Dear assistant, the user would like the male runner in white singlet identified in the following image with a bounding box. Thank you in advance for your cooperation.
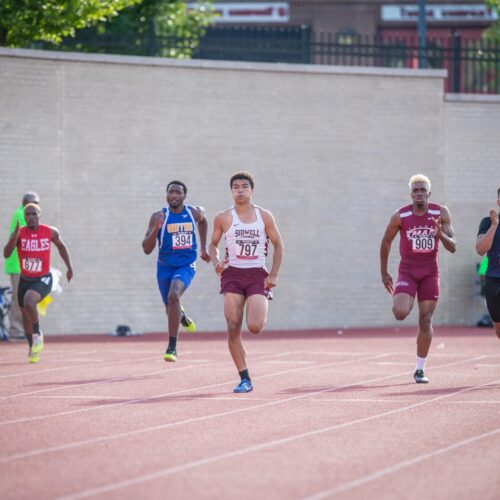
[209,171,284,393]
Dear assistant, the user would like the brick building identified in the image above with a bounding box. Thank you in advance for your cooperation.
[204,1,498,38]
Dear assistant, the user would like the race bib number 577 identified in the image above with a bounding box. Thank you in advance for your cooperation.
[22,257,42,272]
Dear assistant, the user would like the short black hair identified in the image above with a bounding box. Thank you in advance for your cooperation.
[166,180,187,194]
[230,171,254,189]
[497,186,500,198]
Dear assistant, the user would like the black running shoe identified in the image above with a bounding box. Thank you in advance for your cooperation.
[414,369,429,383]
[163,347,177,362]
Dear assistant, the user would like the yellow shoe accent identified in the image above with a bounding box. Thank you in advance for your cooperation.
[29,353,40,363]
[183,320,196,333]
[163,352,177,362]
[32,333,44,355]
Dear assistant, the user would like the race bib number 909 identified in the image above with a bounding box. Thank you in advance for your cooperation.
[412,236,435,253]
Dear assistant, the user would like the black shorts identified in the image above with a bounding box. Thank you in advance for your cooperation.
[18,273,53,308]
[484,276,500,323]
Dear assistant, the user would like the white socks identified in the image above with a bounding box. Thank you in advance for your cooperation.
[416,356,427,371]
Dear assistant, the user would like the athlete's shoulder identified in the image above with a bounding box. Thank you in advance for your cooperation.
[397,204,412,215]
[428,202,442,214]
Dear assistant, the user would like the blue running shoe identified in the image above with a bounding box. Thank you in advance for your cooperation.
[233,379,253,393]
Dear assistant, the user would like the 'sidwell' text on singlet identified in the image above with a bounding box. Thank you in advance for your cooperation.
[224,206,268,269]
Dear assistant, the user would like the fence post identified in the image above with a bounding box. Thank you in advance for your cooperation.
[452,33,461,93]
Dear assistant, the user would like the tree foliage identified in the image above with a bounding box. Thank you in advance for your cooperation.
[0,0,141,47]
[485,0,500,42]
[83,0,215,58]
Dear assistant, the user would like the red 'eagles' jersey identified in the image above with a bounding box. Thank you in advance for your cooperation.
[399,203,441,262]
[17,225,52,278]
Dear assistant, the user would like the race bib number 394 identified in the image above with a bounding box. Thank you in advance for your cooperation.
[172,232,193,250]
[22,257,42,272]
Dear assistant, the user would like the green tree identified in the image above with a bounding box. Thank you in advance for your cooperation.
[79,0,215,58]
[0,0,141,47]
[485,0,500,41]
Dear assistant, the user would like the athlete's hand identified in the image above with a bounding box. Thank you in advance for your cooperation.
[381,272,393,295]
[152,212,165,231]
[66,268,73,282]
[264,274,278,289]
[213,261,224,276]
[434,217,443,239]
[200,248,210,263]
[490,209,499,227]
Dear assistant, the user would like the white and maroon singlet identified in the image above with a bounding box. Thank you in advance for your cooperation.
[224,207,269,269]
[17,225,51,278]
[399,202,441,262]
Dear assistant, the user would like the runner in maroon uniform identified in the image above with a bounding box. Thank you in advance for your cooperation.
[380,175,456,383]
[3,203,73,363]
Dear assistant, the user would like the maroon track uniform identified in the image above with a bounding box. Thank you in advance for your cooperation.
[394,202,441,301]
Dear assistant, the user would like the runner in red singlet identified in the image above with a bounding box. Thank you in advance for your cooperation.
[380,175,456,383]
[208,172,284,393]
[3,203,73,363]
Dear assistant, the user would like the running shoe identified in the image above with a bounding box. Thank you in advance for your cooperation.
[233,379,253,393]
[180,308,196,333]
[414,369,429,384]
[163,347,177,362]
[32,332,44,355]
[28,347,40,364]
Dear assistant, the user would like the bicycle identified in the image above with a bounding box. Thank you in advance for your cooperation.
[0,286,12,341]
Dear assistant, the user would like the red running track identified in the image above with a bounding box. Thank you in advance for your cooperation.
[0,326,499,500]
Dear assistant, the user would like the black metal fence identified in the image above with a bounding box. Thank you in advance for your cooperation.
[46,26,500,94]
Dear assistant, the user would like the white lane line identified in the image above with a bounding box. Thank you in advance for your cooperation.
[305,426,500,499]
[0,353,393,457]
[0,349,300,400]
[0,354,161,380]
[56,374,500,500]
[29,395,127,400]
[0,349,343,425]
[0,354,482,464]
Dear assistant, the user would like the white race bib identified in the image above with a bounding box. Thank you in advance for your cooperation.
[412,236,435,253]
[22,257,42,272]
[236,240,258,260]
[172,232,193,250]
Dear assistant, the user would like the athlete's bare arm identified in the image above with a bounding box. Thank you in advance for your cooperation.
[261,209,284,289]
[476,209,499,255]
[3,222,20,259]
[436,206,457,253]
[192,206,210,263]
[142,210,164,255]
[380,211,401,295]
[208,210,231,275]
[51,227,73,282]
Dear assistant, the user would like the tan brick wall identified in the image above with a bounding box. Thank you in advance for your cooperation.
[0,48,498,334]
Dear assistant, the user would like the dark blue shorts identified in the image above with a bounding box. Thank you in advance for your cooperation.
[157,262,196,305]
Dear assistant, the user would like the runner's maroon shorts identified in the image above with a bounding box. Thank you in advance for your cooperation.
[393,259,439,302]
[220,266,272,299]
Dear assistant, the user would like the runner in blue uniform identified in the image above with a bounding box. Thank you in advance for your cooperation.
[143,181,210,361]
[476,186,500,339]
